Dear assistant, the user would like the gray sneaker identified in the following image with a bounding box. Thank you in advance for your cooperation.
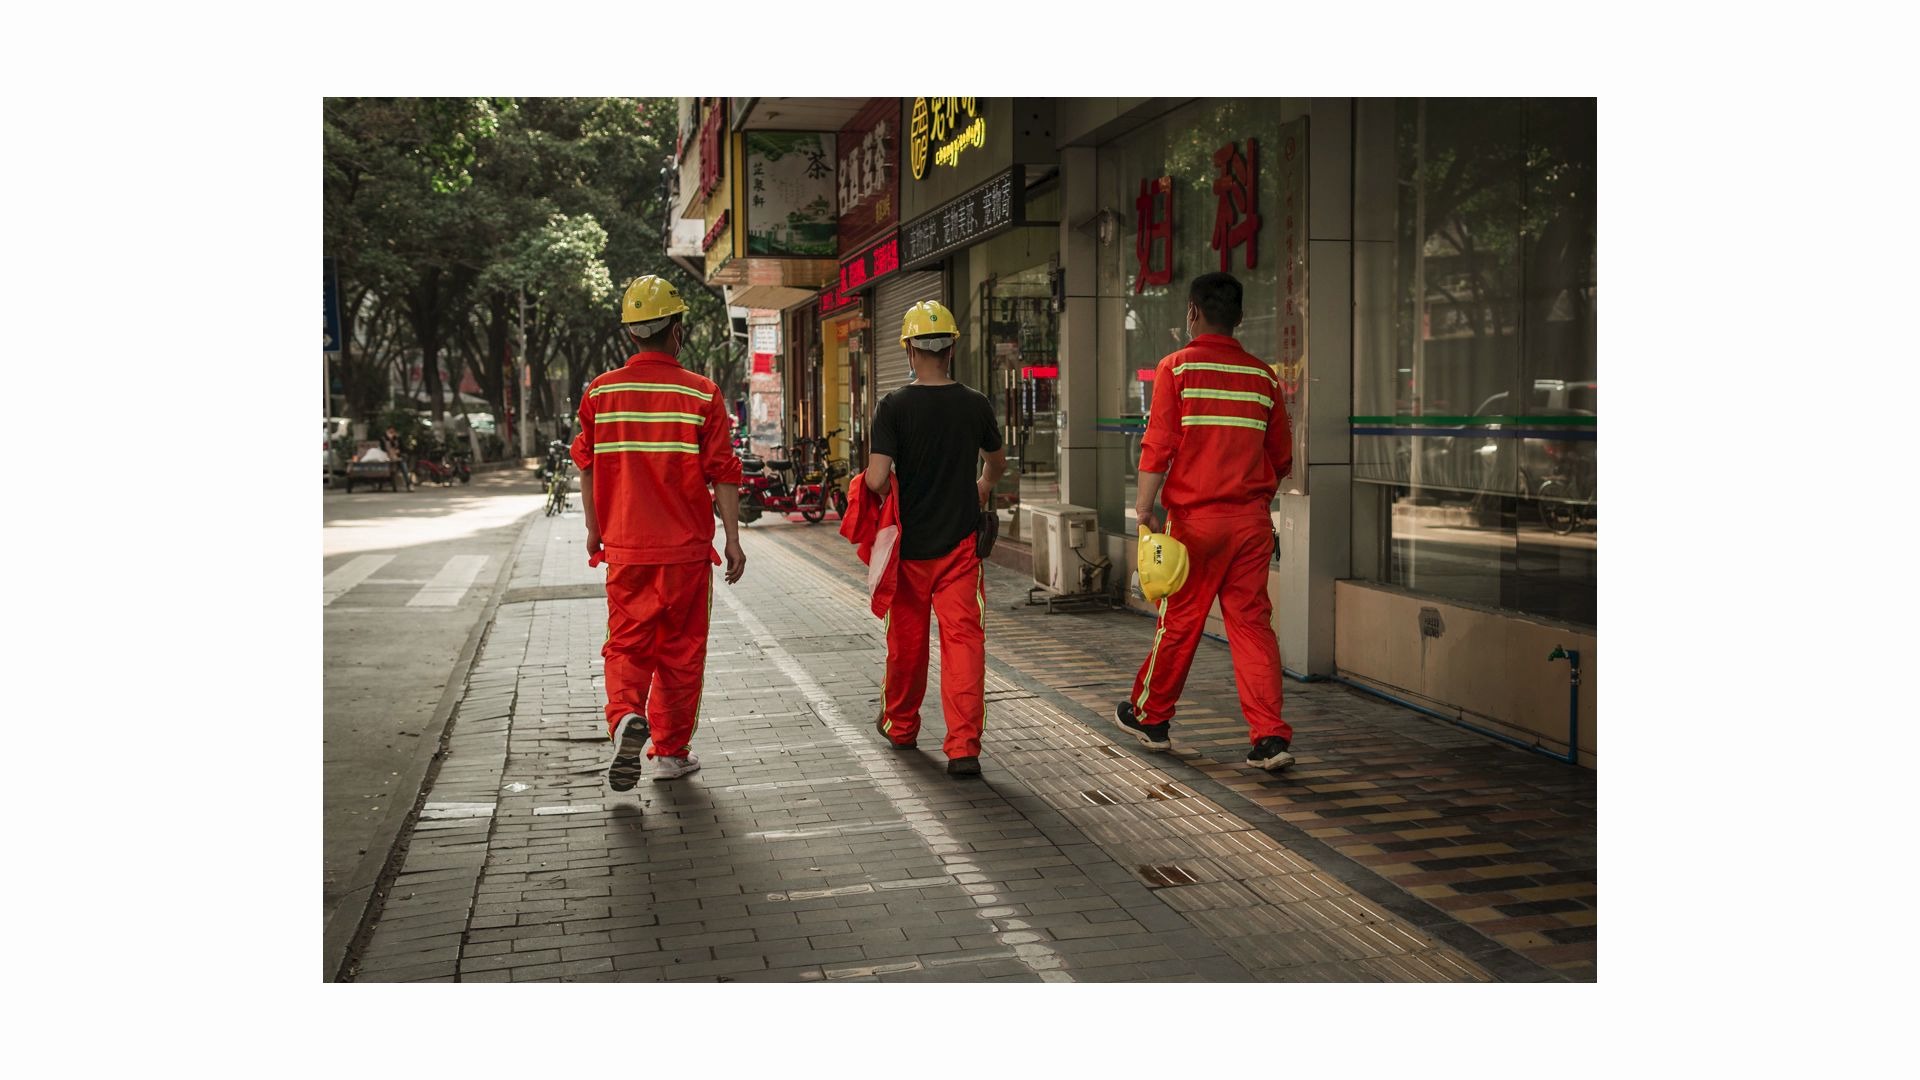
[606,713,649,791]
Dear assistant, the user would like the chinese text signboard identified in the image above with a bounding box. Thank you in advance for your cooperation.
[837,100,899,255]
[839,232,901,295]
[1133,176,1173,294]
[900,166,1023,269]
[1275,121,1307,420]
[696,98,727,206]
[1211,138,1260,272]
[818,281,858,317]
[907,97,983,181]
[743,132,838,257]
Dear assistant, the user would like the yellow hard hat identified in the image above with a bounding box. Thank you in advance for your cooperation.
[621,275,689,328]
[1137,525,1190,606]
[900,300,958,350]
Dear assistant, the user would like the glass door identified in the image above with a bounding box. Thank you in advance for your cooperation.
[981,263,1060,518]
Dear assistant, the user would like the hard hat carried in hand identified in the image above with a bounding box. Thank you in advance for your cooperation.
[899,300,958,350]
[621,275,689,328]
[1136,525,1190,605]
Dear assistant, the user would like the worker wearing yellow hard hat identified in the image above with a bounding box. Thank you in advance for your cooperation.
[574,274,745,792]
[857,297,1007,777]
[1116,271,1297,772]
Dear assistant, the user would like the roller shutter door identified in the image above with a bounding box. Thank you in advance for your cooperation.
[871,272,944,402]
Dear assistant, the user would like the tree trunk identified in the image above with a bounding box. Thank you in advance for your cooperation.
[408,270,446,424]
[485,291,511,423]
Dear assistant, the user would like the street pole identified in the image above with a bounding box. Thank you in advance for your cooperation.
[518,288,535,461]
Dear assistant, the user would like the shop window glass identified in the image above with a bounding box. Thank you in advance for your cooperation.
[1353,98,1595,625]
[1095,100,1305,534]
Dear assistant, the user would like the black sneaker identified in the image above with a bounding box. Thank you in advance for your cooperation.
[876,710,915,748]
[607,713,650,791]
[1114,701,1171,751]
[947,756,982,777]
[1247,736,1296,771]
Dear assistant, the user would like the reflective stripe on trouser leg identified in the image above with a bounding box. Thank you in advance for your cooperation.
[642,561,712,758]
[1127,516,1232,726]
[931,540,986,759]
[603,563,662,737]
[884,561,934,744]
[1216,518,1291,744]
[1133,599,1170,716]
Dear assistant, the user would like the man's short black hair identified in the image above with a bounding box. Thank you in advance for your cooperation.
[628,312,683,351]
[1188,272,1243,331]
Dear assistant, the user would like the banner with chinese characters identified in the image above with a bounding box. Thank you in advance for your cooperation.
[1275,117,1307,498]
[837,100,899,255]
[1103,103,1309,496]
[839,232,901,295]
[743,132,838,258]
[899,166,1024,270]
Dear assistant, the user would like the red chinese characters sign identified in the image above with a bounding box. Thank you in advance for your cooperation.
[696,98,727,205]
[837,99,900,255]
[1277,130,1305,407]
[1210,138,1260,272]
[1134,176,1173,294]
[838,232,901,295]
[818,280,858,317]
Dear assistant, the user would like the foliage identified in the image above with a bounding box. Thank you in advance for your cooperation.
[324,97,733,433]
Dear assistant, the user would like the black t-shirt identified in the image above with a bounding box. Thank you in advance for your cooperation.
[870,382,1003,560]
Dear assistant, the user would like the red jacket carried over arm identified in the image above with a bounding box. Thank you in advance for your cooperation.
[838,475,901,618]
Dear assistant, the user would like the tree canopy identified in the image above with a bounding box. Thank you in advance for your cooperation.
[323,97,733,450]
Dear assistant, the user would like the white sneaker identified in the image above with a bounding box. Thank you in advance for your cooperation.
[651,752,701,780]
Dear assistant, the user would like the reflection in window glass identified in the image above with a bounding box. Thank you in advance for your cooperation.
[1094,99,1306,534]
[1353,98,1595,626]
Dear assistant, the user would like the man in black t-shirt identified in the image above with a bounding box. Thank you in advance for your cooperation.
[863,300,1007,777]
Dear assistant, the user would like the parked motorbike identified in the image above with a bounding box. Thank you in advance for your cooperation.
[791,431,849,524]
[415,444,472,486]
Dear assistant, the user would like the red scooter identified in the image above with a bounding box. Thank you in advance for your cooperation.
[414,445,472,486]
[723,429,843,525]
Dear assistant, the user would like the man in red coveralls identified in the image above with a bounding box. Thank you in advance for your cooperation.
[863,301,1007,777]
[1114,272,1297,771]
[573,276,746,791]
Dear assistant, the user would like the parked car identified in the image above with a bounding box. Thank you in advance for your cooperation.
[1410,380,1595,500]
[325,417,354,482]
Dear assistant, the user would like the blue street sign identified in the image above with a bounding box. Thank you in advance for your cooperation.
[324,256,342,352]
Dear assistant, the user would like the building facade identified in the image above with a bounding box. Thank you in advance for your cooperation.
[669,97,1597,768]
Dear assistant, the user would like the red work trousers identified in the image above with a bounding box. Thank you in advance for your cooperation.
[883,536,986,758]
[603,560,712,758]
[1130,514,1292,744]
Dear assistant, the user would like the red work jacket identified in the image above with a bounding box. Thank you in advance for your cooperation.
[839,474,901,618]
[571,352,744,565]
[1138,334,1294,521]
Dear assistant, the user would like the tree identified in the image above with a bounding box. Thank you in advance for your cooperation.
[325,96,729,455]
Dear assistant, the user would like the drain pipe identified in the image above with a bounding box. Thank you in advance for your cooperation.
[1547,645,1581,766]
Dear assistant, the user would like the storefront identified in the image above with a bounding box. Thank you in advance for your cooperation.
[813,280,867,464]
[1070,96,1595,764]
[894,98,1060,522]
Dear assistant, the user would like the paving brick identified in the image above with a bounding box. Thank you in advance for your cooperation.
[351,513,1581,988]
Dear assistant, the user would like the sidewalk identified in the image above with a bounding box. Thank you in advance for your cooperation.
[341,507,1594,983]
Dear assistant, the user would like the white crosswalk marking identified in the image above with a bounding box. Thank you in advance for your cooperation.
[407,555,490,607]
[323,554,394,606]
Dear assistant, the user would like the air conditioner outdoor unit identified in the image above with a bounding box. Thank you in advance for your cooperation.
[1028,503,1101,597]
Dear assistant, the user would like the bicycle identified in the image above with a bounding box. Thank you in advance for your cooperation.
[1534,451,1595,535]
[794,431,847,524]
[545,458,572,517]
